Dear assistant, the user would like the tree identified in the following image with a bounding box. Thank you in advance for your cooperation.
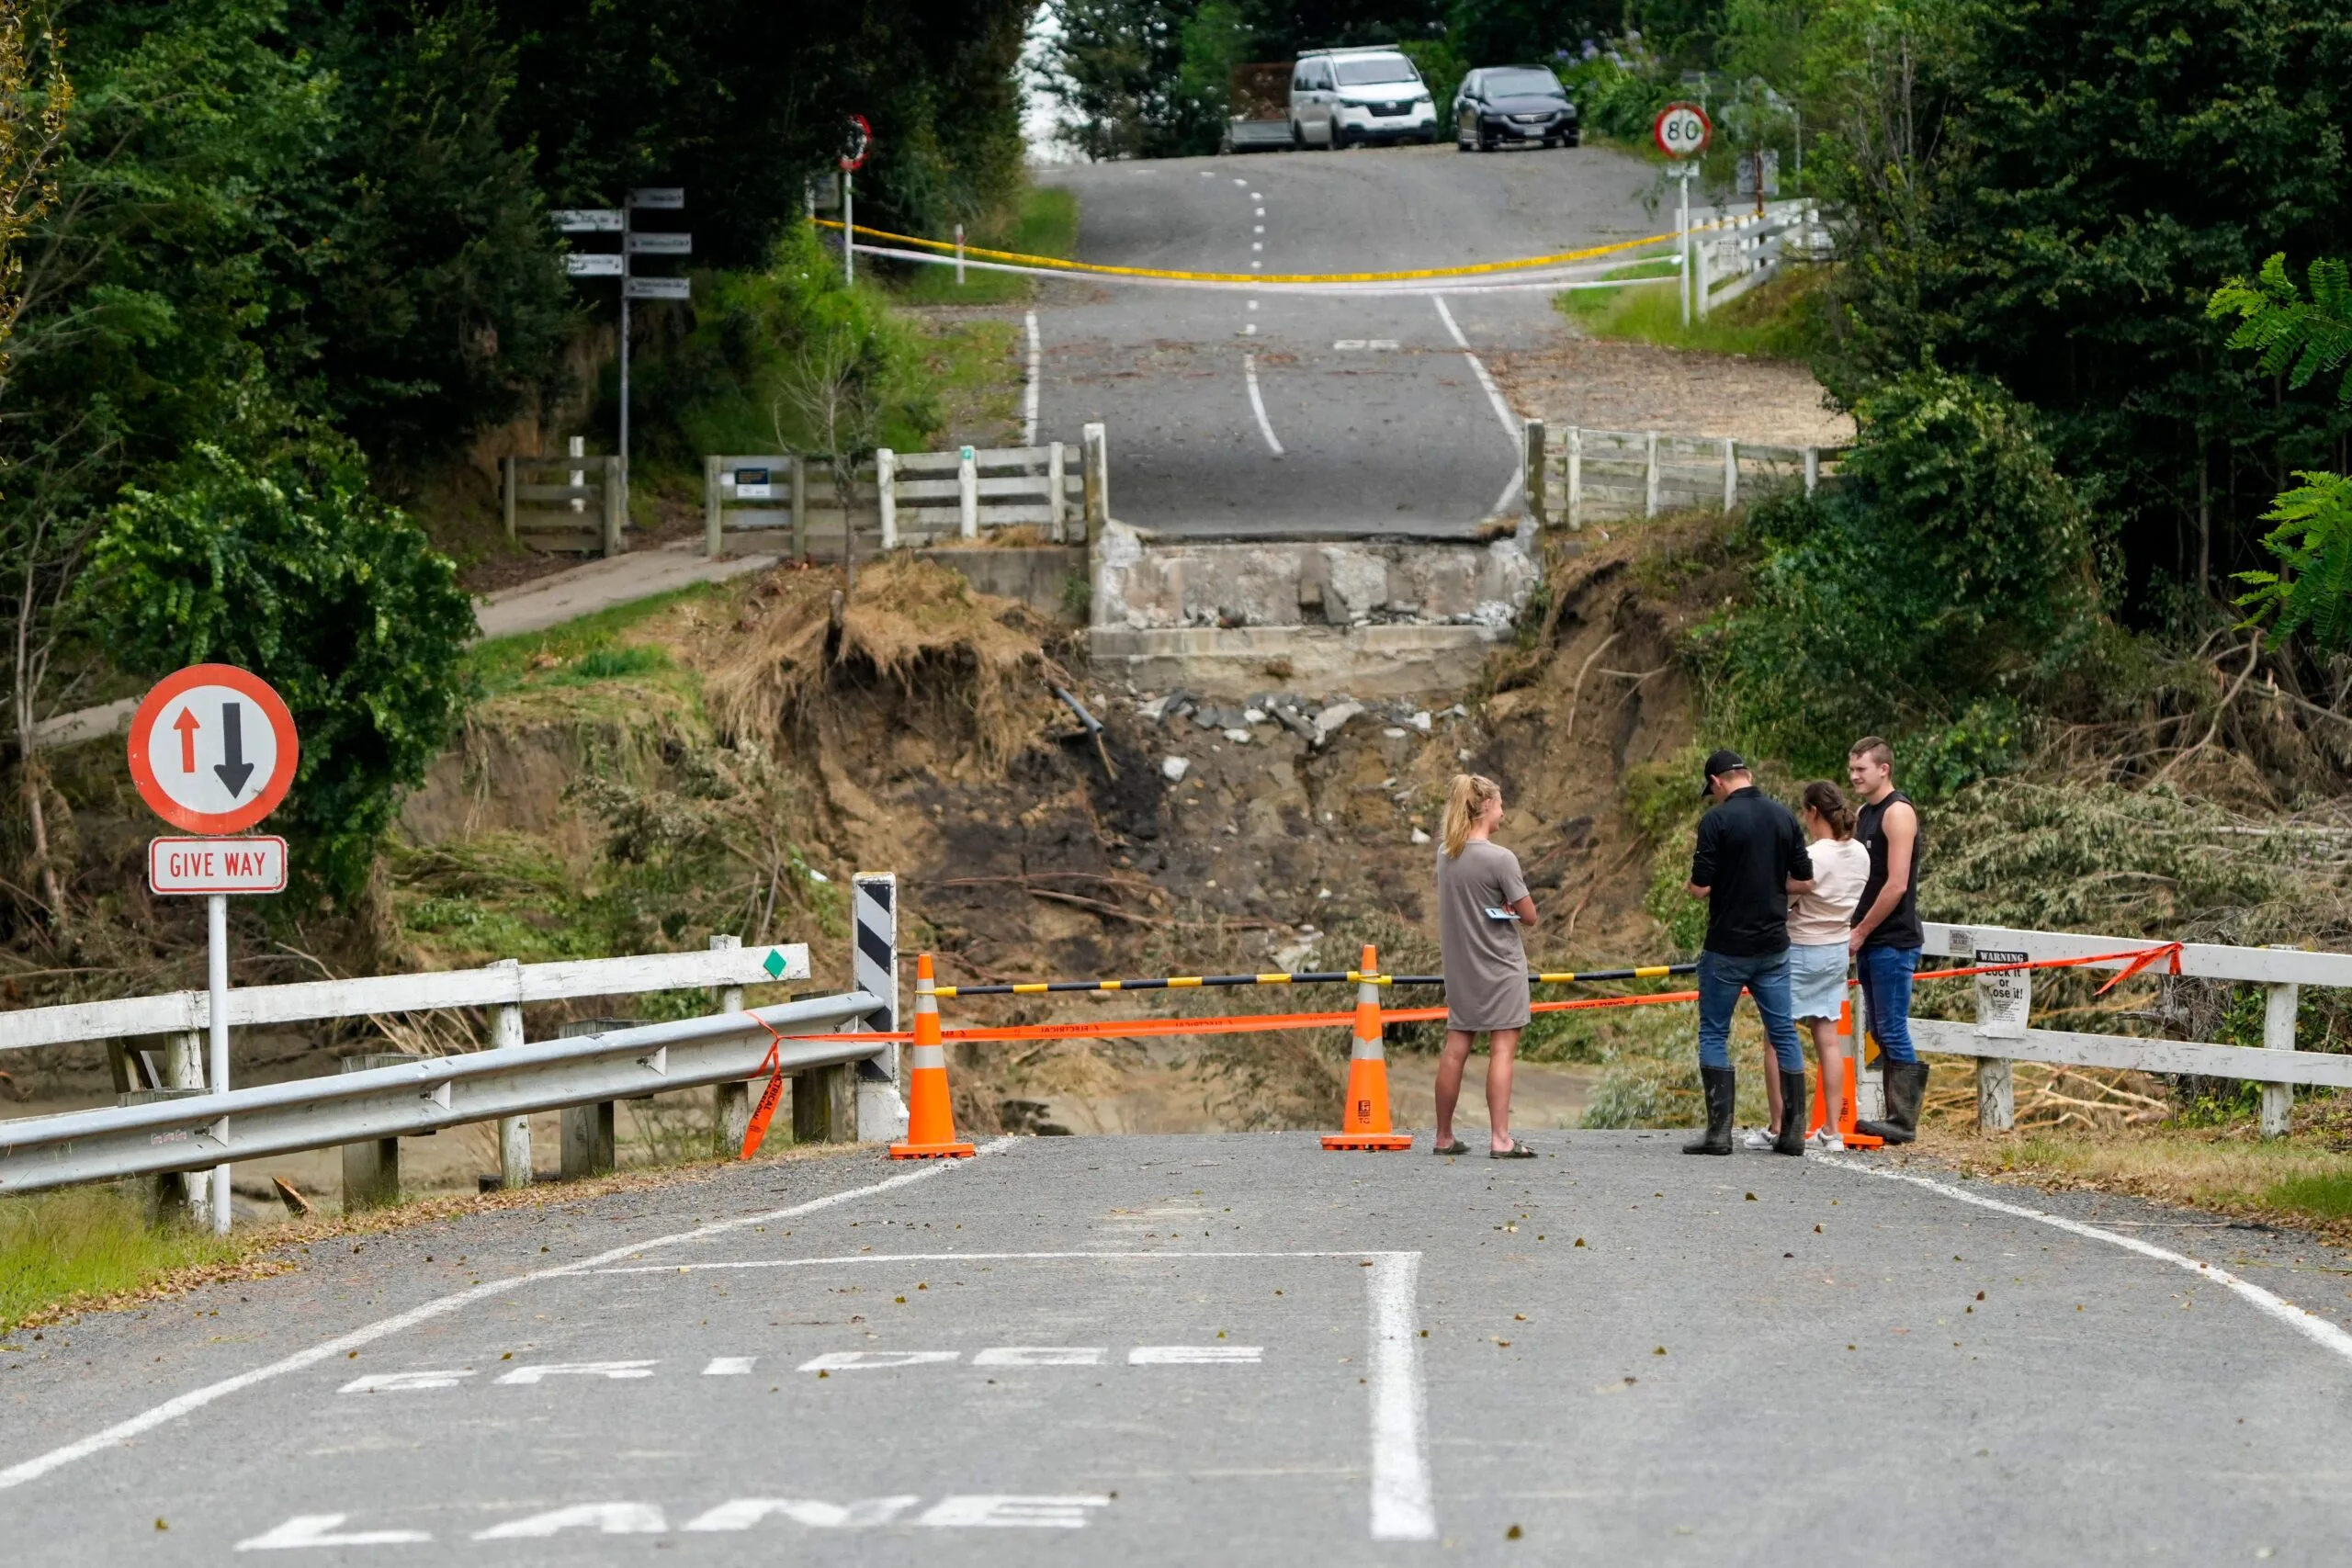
[0,0,69,926]
[1815,0,2352,615]
[85,440,474,899]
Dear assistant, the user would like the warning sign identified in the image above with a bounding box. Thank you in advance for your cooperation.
[1973,950,2030,1039]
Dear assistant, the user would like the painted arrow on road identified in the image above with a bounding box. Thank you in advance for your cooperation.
[213,702,254,797]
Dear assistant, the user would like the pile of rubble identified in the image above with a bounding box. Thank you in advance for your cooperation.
[1136,689,1472,778]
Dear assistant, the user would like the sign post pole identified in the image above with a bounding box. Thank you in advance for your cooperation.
[838,115,872,289]
[127,663,300,1235]
[1652,103,1713,329]
[207,893,231,1233]
[619,196,632,493]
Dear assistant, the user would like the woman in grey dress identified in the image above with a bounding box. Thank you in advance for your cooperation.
[1432,773,1541,1158]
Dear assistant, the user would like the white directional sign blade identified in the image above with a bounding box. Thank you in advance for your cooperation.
[629,187,685,210]
[551,209,623,232]
[566,254,624,276]
[624,276,691,300]
[627,232,692,254]
[140,686,284,821]
[149,836,288,896]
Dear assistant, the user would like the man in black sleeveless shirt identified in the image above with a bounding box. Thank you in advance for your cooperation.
[1846,736,1928,1144]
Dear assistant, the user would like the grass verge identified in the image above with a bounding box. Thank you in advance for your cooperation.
[1930,1122,2352,1244]
[0,1142,871,1335]
[1557,260,1831,360]
[465,581,729,698]
[891,186,1080,307]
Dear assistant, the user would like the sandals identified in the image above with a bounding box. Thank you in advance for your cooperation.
[1430,1140,1469,1156]
[1488,1141,1536,1159]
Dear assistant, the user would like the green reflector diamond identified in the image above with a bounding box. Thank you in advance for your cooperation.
[762,948,786,979]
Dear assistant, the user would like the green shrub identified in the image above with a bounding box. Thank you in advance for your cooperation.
[1696,365,2098,786]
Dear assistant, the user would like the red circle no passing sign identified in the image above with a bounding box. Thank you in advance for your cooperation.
[127,663,300,834]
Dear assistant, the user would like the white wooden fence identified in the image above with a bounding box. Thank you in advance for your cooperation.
[1914,922,2352,1136]
[1694,202,1824,317]
[1521,419,1847,527]
[704,423,1107,558]
[501,452,627,556]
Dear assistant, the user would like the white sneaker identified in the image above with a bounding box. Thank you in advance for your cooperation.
[1741,1127,1778,1150]
[1808,1126,1844,1152]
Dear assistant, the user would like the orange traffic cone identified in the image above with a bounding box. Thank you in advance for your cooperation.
[889,953,976,1160]
[1323,944,1413,1152]
[1834,1001,1883,1149]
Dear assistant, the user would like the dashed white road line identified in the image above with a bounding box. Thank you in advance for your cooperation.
[1827,1159,2352,1366]
[1244,353,1285,457]
[1430,293,1526,516]
[1022,310,1042,446]
[0,1140,1019,1494]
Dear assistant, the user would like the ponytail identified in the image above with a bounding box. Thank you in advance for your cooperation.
[1442,773,1501,859]
[1801,780,1857,839]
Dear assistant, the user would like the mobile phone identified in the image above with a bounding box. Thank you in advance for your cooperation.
[1484,907,1521,921]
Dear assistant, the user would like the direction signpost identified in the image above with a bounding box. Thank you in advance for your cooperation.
[1653,102,1713,326]
[556,188,692,505]
[128,664,300,1234]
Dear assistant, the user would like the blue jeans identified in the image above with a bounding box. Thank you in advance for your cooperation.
[1697,948,1805,1072]
[1858,944,1921,1066]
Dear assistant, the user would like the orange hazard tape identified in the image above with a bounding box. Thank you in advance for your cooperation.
[743,945,2183,1055]
[738,1015,791,1160]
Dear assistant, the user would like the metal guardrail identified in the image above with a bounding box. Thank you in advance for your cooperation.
[0,993,883,1193]
[0,941,812,1054]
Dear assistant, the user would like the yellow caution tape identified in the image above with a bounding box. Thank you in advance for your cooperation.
[812,217,1694,286]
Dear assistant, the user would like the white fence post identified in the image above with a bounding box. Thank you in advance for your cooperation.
[491,963,530,1189]
[601,455,627,558]
[789,456,808,560]
[876,448,898,550]
[708,934,752,1156]
[1973,947,2025,1133]
[1804,446,1820,497]
[1523,418,1546,526]
[1046,441,1067,543]
[704,456,723,560]
[957,445,978,540]
[2263,944,2301,1137]
[1695,236,1712,319]
[1721,437,1736,512]
[1082,422,1109,536]
[1644,431,1660,518]
[1566,426,1582,530]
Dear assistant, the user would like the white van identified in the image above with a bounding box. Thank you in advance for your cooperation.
[1289,47,1438,149]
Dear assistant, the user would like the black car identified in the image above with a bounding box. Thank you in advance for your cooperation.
[1453,66,1579,152]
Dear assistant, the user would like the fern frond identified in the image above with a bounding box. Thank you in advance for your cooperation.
[2208,254,2352,405]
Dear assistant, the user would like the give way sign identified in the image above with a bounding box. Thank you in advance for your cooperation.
[126,663,300,834]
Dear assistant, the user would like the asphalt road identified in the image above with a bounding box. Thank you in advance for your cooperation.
[8,1132,2352,1564]
[1035,142,1662,538]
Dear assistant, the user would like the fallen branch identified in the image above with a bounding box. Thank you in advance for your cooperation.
[1558,632,1621,745]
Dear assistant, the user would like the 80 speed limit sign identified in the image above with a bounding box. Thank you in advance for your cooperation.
[1653,102,1712,159]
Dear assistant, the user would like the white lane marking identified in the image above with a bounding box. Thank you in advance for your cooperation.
[1244,354,1285,457]
[1021,310,1042,446]
[1129,1345,1261,1364]
[236,1515,431,1551]
[1827,1160,2352,1364]
[1247,299,1259,310]
[0,1140,1018,1494]
[1254,206,1266,216]
[1232,177,1247,186]
[918,1495,1109,1529]
[684,1497,921,1530]
[1333,339,1400,350]
[797,1349,960,1372]
[1253,225,1264,234]
[1366,1251,1435,1542]
[1251,242,1263,251]
[974,1346,1105,1366]
[337,1370,472,1394]
[1431,293,1528,520]
[1250,191,1263,200]
[702,1356,757,1376]
[475,1503,666,1540]
[493,1359,656,1385]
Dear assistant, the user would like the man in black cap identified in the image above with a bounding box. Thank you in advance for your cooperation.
[1682,749,1814,1156]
